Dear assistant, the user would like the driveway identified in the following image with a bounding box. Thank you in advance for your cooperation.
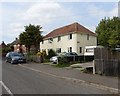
[70,62,93,68]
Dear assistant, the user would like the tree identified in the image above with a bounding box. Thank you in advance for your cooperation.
[96,17,120,48]
[19,24,43,53]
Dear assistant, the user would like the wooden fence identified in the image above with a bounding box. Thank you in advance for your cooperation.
[94,48,120,76]
[94,48,120,60]
[67,55,94,62]
[94,59,120,76]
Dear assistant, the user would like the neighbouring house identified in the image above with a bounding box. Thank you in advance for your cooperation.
[0,41,7,49]
[9,38,27,53]
[40,22,97,55]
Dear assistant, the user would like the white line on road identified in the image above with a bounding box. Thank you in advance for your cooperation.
[0,81,14,96]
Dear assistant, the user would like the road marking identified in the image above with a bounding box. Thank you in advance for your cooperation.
[18,64,119,94]
[0,81,14,96]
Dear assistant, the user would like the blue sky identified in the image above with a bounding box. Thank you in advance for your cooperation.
[1,0,118,44]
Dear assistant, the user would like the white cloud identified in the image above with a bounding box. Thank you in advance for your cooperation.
[88,4,118,19]
[2,2,73,43]
[10,23,23,29]
[2,2,118,44]
[3,23,24,37]
[88,5,106,17]
[19,2,72,25]
[88,26,96,32]
[109,6,118,17]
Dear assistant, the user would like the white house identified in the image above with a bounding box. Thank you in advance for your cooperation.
[40,22,97,55]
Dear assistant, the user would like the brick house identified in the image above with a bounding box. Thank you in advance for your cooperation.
[10,38,26,53]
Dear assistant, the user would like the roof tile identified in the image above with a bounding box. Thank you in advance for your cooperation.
[44,22,96,40]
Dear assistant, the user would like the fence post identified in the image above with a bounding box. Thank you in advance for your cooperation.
[93,60,95,74]
[57,57,59,64]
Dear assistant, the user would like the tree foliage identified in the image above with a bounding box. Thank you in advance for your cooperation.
[47,49,57,59]
[95,17,120,48]
[19,24,43,53]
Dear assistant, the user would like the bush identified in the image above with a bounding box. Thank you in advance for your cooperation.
[2,46,12,57]
[47,49,57,59]
[55,57,71,67]
[58,57,68,64]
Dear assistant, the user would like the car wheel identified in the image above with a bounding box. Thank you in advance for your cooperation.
[10,60,13,64]
[53,62,57,64]
[5,59,8,62]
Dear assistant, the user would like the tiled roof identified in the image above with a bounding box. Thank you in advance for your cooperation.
[0,41,6,48]
[44,22,96,40]
[9,38,20,45]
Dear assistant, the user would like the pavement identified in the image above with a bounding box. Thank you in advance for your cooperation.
[19,62,119,94]
[70,62,93,68]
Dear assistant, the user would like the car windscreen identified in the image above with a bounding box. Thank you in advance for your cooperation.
[70,52,77,55]
[11,53,23,57]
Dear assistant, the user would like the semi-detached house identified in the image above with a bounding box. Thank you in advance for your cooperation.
[40,22,97,55]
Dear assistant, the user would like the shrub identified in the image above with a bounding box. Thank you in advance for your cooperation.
[58,57,68,64]
[2,46,12,57]
[55,57,71,67]
[47,49,57,59]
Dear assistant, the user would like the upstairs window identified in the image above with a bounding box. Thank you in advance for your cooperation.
[68,34,72,40]
[50,38,53,41]
[57,36,61,42]
[42,40,44,44]
[48,38,53,43]
[87,34,89,40]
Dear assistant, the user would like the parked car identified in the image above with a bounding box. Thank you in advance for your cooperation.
[6,52,26,64]
[50,52,78,64]
[50,56,59,64]
[64,52,78,57]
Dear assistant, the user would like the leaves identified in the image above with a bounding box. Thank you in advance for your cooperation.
[96,17,120,48]
[19,24,43,53]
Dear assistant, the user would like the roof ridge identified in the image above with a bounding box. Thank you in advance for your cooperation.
[44,22,96,39]
[52,22,79,32]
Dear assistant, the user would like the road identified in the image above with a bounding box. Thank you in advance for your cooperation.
[2,59,112,95]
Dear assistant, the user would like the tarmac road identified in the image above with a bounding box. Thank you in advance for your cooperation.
[2,60,112,95]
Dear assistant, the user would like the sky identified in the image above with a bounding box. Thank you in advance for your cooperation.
[0,0,119,44]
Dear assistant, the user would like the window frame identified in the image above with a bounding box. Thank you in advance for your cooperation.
[79,47,82,53]
[56,48,61,53]
[57,36,61,42]
[87,34,90,40]
[68,34,72,40]
[42,40,44,44]
[48,38,53,43]
[68,47,72,52]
